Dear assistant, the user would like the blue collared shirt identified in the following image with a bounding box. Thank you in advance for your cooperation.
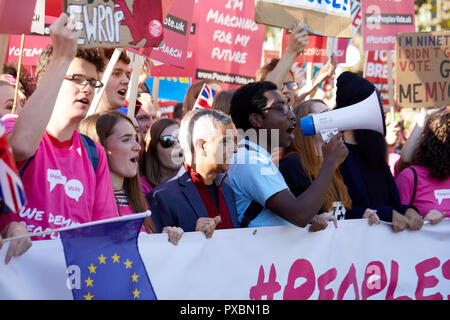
[227,139,293,227]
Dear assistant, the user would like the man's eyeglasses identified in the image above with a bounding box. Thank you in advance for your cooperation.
[64,74,104,89]
[282,81,298,90]
[261,102,293,116]
[159,135,178,148]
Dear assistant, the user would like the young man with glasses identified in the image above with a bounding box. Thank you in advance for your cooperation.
[228,81,348,228]
[0,14,119,240]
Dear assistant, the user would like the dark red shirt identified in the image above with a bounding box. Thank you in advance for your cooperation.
[184,163,233,230]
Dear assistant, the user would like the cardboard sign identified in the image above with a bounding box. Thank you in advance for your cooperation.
[395,31,450,108]
[64,0,164,48]
[0,0,37,35]
[364,51,394,108]
[255,0,352,38]
[361,0,415,51]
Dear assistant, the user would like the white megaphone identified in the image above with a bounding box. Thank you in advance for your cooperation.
[300,90,385,140]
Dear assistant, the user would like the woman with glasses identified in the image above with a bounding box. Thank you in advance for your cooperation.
[140,118,184,193]
[79,112,183,244]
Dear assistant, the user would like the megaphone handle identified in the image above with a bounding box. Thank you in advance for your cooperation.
[320,128,339,143]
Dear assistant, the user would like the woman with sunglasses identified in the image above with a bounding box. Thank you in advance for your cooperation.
[79,112,183,245]
[141,118,184,193]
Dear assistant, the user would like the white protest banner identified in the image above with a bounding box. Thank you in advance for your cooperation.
[255,0,352,38]
[0,219,449,300]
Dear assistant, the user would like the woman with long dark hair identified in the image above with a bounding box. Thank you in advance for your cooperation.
[396,108,449,224]
[79,112,183,244]
[140,118,184,191]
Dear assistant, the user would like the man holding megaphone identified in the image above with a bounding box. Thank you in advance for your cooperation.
[309,71,422,233]
[228,81,348,229]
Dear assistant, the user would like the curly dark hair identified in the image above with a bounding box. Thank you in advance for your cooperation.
[2,62,35,98]
[230,81,278,131]
[412,109,449,180]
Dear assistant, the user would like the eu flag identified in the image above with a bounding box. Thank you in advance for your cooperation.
[60,215,157,300]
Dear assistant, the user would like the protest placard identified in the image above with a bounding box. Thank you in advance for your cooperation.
[364,50,395,110]
[255,0,352,38]
[395,31,450,108]
[281,32,348,64]
[63,0,164,48]
[151,0,265,90]
[361,0,415,51]
[150,0,195,68]
[0,0,37,35]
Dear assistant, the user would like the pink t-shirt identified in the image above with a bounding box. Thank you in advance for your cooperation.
[140,176,152,197]
[0,117,119,240]
[396,165,450,218]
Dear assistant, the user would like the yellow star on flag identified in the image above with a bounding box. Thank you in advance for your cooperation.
[84,292,94,300]
[131,272,139,283]
[98,254,106,264]
[88,264,96,274]
[132,288,140,299]
[112,253,120,263]
[85,277,94,288]
[124,259,133,269]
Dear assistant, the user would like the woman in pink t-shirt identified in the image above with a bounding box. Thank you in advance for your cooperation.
[79,112,183,245]
[396,108,449,224]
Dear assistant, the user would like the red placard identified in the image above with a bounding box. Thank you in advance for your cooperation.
[0,0,37,34]
[281,31,348,64]
[150,0,195,68]
[364,50,394,108]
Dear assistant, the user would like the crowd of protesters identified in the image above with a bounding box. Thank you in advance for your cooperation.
[0,14,448,264]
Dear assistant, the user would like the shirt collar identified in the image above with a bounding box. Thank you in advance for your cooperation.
[238,138,271,160]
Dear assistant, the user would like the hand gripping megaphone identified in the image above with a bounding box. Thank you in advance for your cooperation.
[300,90,386,141]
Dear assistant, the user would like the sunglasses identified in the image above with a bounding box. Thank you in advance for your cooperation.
[158,135,178,148]
[282,81,299,90]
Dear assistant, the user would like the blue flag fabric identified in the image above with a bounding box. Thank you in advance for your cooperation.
[60,217,157,300]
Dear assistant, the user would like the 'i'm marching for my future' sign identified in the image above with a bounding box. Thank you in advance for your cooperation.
[395,31,450,108]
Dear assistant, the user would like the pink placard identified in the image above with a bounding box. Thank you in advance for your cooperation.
[0,0,37,35]
[151,0,265,90]
[361,0,415,51]
[150,0,195,68]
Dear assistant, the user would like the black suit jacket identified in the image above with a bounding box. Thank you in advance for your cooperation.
[146,166,240,232]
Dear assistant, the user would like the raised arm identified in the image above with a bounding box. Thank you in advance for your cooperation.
[265,23,308,89]
[8,14,80,161]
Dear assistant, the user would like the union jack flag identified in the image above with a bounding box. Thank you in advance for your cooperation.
[0,122,26,213]
[193,83,216,110]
